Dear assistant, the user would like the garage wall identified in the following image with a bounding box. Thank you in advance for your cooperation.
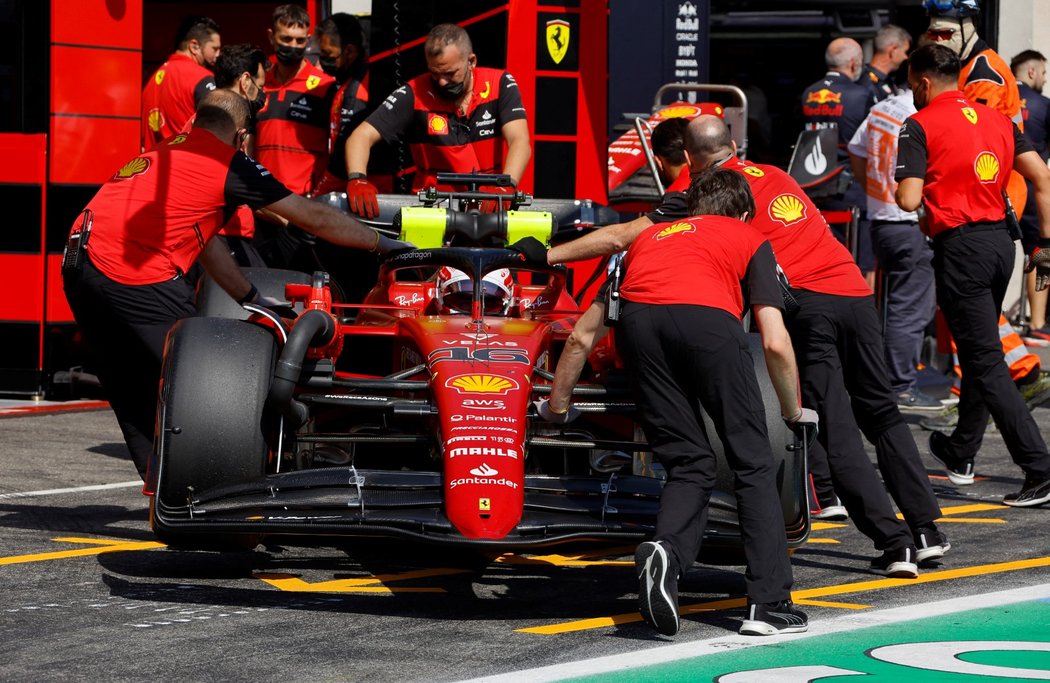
[998,0,1050,68]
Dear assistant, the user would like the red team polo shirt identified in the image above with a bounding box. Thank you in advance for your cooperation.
[895,90,1032,237]
[620,215,782,319]
[80,129,291,285]
[366,67,527,190]
[141,53,216,150]
[721,156,872,297]
[255,59,337,195]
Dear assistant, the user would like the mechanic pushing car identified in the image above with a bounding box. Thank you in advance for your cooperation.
[618,168,812,637]
[61,90,412,480]
[342,23,531,217]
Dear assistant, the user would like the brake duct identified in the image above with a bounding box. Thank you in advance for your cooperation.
[267,309,336,428]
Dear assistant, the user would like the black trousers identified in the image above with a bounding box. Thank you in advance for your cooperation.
[790,291,936,546]
[933,227,1050,478]
[871,220,936,394]
[62,256,197,478]
[618,302,793,604]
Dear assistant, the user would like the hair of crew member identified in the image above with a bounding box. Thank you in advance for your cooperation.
[895,43,1050,507]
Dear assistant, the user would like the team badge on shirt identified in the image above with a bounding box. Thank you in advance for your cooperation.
[168,134,188,146]
[305,75,321,90]
[769,194,806,226]
[479,81,492,99]
[974,152,1001,183]
[428,113,449,136]
[962,107,979,124]
[114,157,150,180]
[743,166,765,178]
[655,222,695,240]
[147,109,163,133]
[154,70,165,85]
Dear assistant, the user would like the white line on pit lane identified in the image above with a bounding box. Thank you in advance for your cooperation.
[0,481,142,500]
[463,583,1050,683]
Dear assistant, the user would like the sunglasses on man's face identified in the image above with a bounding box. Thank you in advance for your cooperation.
[926,28,956,41]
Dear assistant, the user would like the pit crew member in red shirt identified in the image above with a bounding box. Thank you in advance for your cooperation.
[313,13,370,195]
[895,44,1050,507]
[141,16,220,151]
[538,117,692,422]
[689,115,943,573]
[255,4,337,196]
[624,168,810,637]
[343,23,531,218]
[62,91,411,481]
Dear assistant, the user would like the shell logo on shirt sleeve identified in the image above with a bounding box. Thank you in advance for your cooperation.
[305,75,321,90]
[743,166,765,178]
[154,69,165,85]
[655,222,696,240]
[974,152,1001,183]
[428,113,449,135]
[113,157,150,180]
[147,109,163,133]
[769,193,807,226]
[962,107,979,124]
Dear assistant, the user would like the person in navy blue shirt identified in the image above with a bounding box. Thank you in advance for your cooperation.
[1011,50,1050,338]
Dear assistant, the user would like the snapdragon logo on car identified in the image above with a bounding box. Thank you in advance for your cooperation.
[449,463,520,490]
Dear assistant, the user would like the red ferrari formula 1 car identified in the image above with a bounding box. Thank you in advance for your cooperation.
[147,175,809,560]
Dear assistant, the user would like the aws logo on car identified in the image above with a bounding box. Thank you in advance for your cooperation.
[654,222,695,240]
[446,374,519,395]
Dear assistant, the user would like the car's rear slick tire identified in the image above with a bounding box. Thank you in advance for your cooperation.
[196,267,312,319]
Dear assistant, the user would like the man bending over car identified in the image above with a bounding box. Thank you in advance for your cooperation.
[62,90,412,480]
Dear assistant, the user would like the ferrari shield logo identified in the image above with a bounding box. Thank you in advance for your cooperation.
[305,75,321,90]
[962,107,978,124]
[546,19,570,65]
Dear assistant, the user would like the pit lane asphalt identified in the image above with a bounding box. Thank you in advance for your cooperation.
[3,403,1050,682]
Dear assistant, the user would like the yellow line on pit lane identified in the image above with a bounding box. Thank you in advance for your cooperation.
[0,537,165,566]
[255,567,469,593]
[516,554,1050,635]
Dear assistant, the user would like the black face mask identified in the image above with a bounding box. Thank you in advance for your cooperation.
[319,57,340,77]
[435,79,466,101]
[249,85,267,117]
[274,44,305,66]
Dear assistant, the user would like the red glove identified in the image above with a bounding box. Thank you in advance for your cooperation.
[346,176,379,219]
[479,185,515,214]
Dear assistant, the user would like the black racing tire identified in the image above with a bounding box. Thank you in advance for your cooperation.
[155,316,276,505]
[196,267,312,320]
[699,332,808,565]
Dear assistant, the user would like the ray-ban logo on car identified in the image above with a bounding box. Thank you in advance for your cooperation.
[446,374,519,394]
[394,293,425,306]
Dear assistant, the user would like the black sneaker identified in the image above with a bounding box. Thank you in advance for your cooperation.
[897,389,945,411]
[913,525,951,564]
[739,600,809,635]
[928,431,975,486]
[635,541,680,636]
[1003,475,1050,507]
[870,546,919,578]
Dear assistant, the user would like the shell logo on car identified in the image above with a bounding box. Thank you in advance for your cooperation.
[113,157,150,180]
[962,107,979,124]
[769,193,807,226]
[975,152,1000,183]
[428,113,449,136]
[446,374,519,395]
[655,221,695,240]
